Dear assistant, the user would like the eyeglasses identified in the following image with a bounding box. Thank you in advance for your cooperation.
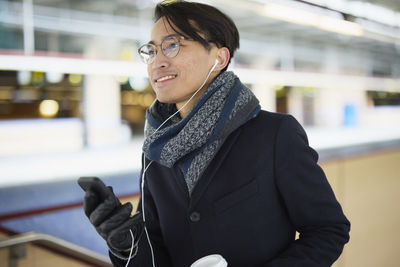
[138,34,194,64]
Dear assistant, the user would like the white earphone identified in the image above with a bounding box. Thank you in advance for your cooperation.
[210,58,219,73]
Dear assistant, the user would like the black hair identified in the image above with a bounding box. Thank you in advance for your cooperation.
[154,1,240,72]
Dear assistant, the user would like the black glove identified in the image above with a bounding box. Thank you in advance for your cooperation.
[83,186,145,252]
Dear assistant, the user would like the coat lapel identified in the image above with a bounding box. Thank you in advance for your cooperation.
[189,127,242,209]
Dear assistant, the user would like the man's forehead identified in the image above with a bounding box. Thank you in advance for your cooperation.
[149,18,177,42]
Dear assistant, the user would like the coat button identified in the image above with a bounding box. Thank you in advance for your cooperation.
[190,212,201,222]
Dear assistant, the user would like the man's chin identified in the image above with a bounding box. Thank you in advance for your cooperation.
[155,97,176,105]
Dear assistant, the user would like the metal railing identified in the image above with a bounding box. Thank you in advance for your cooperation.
[0,231,112,267]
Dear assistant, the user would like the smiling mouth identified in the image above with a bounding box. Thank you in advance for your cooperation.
[155,75,177,83]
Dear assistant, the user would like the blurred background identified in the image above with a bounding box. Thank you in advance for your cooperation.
[0,0,399,266]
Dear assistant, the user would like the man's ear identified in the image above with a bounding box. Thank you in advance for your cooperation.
[214,47,231,71]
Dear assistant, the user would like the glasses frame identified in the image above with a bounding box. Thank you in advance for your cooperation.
[138,34,194,64]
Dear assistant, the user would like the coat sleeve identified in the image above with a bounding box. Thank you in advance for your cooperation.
[109,158,174,267]
[265,115,350,267]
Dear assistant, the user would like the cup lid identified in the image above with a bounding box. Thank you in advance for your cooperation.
[190,254,227,267]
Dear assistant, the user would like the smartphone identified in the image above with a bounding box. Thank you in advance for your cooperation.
[78,177,110,201]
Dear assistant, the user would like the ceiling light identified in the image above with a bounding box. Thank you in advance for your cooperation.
[262,3,363,37]
[263,3,318,26]
[318,16,363,36]
[46,72,64,83]
[17,71,31,85]
[39,100,59,118]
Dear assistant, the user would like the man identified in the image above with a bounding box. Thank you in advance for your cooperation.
[82,1,350,266]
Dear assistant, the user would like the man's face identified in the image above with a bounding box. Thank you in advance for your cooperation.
[147,18,218,109]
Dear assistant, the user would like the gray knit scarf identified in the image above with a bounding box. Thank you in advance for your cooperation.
[143,71,260,195]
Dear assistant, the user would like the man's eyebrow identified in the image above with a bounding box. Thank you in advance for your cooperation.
[148,33,181,45]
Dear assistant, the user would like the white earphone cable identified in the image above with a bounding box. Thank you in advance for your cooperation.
[124,230,135,267]
[125,59,219,267]
[141,158,156,267]
[124,158,154,267]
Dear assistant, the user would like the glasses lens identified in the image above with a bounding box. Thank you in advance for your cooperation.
[162,36,180,58]
[139,44,156,64]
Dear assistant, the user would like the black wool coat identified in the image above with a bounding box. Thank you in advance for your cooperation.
[110,110,350,267]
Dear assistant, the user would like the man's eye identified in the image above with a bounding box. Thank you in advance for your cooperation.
[170,42,179,49]
[165,42,179,50]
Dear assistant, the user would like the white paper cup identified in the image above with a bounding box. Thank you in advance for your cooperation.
[190,254,228,267]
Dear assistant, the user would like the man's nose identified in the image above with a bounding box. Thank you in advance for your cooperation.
[151,49,170,69]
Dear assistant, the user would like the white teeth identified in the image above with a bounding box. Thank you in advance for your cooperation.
[157,75,175,82]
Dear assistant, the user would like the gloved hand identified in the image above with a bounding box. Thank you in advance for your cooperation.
[83,186,145,252]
